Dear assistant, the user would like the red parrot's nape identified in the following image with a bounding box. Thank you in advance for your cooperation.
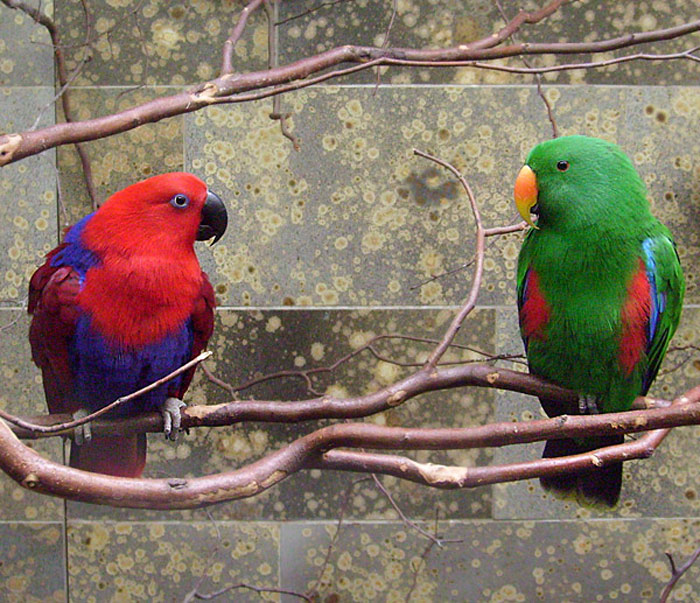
[29,172,227,477]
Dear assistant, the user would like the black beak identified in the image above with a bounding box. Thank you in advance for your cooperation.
[197,191,227,244]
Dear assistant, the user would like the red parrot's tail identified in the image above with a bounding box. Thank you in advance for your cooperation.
[69,434,147,478]
[540,435,623,508]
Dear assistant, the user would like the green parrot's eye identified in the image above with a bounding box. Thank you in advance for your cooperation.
[556,160,570,172]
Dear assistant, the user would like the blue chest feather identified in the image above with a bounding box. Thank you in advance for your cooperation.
[54,214,194,415]
[70,316,193,415]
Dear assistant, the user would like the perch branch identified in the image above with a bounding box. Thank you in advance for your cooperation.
[0,351,211,437]
[0,384,697,508]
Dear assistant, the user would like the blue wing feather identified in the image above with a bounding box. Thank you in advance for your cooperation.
[639,235,683,394]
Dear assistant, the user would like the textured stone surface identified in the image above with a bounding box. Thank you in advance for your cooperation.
[0,284,63,525]
[280,519,700,602]
[0,88,58,304]
[0,523,66,602]
[55,0,269,86]
[0,1,54,87]
[56,86,185,221]
[67,521,279,601]
[187,85,700,307]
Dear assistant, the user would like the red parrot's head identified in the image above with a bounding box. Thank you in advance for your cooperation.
[82,172,228,257]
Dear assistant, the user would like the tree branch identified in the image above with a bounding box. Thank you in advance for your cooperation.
[1,0,99,206]
[660,544,700,603]
[414,149,485,370]
[0,383,697,509]
[1,2,697,166]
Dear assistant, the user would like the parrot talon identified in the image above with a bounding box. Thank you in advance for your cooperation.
[72,408,92,445]
[159,397,187,441]
[578,395,600,415]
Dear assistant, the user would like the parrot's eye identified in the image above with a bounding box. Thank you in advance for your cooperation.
[170,194,190,209]
[556,160,570,172]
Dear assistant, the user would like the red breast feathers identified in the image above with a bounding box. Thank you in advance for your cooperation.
[78,173,209,349]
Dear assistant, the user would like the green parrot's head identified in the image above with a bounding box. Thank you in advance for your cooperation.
[514,135,650,231]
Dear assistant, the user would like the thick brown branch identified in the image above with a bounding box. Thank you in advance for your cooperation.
[2,15,698,165]
[11,363,579,439]
[0,386,697,508]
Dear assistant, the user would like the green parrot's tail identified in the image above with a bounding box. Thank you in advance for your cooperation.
[540,436,623,508]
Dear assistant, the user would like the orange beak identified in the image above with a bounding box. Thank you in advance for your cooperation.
[514,165,539,229]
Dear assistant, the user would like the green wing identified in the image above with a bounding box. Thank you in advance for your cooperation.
[640,232,685,393]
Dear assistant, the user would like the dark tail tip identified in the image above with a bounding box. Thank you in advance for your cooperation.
[540,437,623,508]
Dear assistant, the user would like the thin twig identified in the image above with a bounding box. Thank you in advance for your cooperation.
[409,221,528,291]
[404,511,441,603]
[494,0,559,137]
[265,0,301,150]
[1,0,99,207]
[414,149,484,370]
[221,0,267,75]
[275,0,355,26]
[659,545,700,603]
[231,333,523,396]
[373,0,399,92]
[187,582,312,602]
[0,351,212,436]
[371,474,462,547]
[306,477,373,599]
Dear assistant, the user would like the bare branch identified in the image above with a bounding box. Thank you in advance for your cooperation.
[371,474,462,547]
[414,149,485,370]
[185,582,312,602]
[660,545,700,603]
[11,363,580,440]
[0,351,212,437]
[1,0,99,206]
[493,0,559,137]
[221,0,267,76]
[0,384,698,509]
[2,11,698,165]
[306,477,372,599]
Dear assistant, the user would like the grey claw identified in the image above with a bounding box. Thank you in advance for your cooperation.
[72,409,92,445]
[578,395,600,415]
[160,397,187,441]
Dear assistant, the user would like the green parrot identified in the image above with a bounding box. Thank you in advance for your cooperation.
[514,135,685,507]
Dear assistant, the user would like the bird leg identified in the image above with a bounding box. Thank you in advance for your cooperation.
[159,397,187,441]
[72,408,92,445]
[578,394,600,415]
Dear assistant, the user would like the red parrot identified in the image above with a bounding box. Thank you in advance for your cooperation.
[28,173,227,477]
